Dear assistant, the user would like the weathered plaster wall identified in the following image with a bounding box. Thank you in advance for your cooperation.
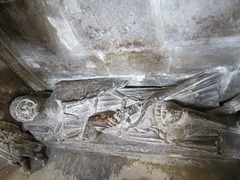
[0,0,240,91]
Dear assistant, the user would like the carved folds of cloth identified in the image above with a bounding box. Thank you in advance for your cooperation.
[0,109,47,171]
[9,70,240,159]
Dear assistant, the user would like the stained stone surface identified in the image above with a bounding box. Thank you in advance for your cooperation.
[5,147,240,180]
[0,0,240,91]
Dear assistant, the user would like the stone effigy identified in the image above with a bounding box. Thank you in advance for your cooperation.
[9,70,240,159]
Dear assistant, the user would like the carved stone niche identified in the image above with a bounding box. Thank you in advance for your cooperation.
[0,107,48,172]
[9,70,240,160]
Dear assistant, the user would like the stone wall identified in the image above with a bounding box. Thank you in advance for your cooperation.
[0,0,240,91]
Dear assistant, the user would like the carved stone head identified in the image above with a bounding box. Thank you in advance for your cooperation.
[9,96,45,123]
[158,101,183,124]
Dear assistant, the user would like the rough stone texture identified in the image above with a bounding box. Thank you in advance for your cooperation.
[5,147,240,180]
[0,158,19,180]
[1,0,240,91]
[161,1,240,41]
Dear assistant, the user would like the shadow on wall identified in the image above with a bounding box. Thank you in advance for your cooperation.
[0,60,32,124]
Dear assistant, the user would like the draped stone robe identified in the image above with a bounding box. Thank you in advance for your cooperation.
[9,70,240,158]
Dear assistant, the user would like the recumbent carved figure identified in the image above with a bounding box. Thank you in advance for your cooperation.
[9,70,240,157]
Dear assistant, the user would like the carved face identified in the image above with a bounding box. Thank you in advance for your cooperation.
[10,97,41,123]
[16,99,37,122]
[158,101,183,124]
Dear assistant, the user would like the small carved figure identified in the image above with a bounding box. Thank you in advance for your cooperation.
[0,107,47,171]
[0,121,48,170]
